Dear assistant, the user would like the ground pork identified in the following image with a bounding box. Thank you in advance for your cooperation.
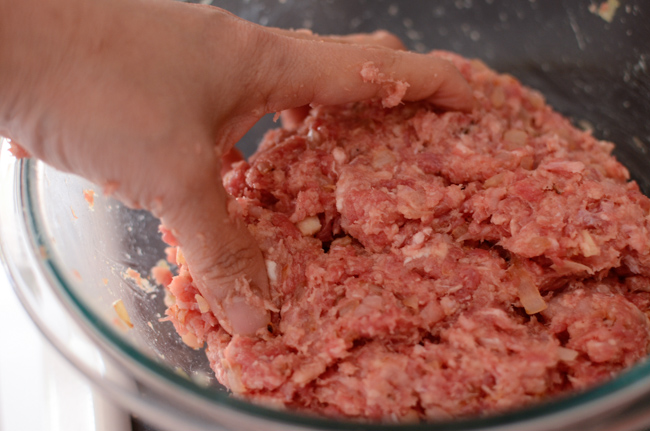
[159,51,650,422]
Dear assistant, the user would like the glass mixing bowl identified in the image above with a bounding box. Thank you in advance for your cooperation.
[1,1,649,430]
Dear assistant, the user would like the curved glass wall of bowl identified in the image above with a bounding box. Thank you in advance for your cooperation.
[17,152,215,382]
[0,142,205,431]
[0,139,318,431]
[0,0,649,430]
[0,147,132,431]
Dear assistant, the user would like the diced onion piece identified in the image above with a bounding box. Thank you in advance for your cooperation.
[551,260,594,275]
[451,224,468,240]
[371,147,397,169]
[225,365,246,394]
[484,172,507,188]
[543,160,585,173]
[490,86,506,108]
[296,216,321,236]
[181,332,203,349]
[164,291,176,307]
[511,265,547,314]
[557,347,579,362]
[176,247,186,266]
[113,299,133,328]
[520,155,535,170]
[580,230,600,257]
[528,90,545,109]
[174,367,189,379]
[195,294,211,313]
[402,296,419,310]
[519,286,547,314]
[504,129,528,149]
[337,299,360,317]
[331,236,353,248]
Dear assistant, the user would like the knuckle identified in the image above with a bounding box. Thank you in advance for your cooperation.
[201,233,260,288]
[215,237,252,273]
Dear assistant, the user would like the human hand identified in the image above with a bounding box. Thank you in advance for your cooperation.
[0,0,472,335]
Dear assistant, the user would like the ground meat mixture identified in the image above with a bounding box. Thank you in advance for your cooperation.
[160,51,650,422]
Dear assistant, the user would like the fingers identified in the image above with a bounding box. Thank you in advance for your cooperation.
[160,164,270,336]
[276,30,407,129]
[247,27,473,116]
[265,28,407,51]
[332,30,406,50]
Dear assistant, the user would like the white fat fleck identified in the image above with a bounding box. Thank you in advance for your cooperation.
[266,260,278,283]
[307,128,321,143]
[440,297,457,315]
[332,147,346,164]
[296,216,321,236]
[412,232,426,245]
[403,242,449,260]
[454,142,473,155]
[491,214,508,225]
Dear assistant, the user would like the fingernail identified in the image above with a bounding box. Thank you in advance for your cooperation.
[225,296,271,336]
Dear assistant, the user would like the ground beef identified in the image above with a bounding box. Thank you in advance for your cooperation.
[161,51,650,422]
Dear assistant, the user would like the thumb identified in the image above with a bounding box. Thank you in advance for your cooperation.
[160,163,270,336]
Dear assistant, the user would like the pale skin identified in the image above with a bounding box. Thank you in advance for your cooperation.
[0,0,473,335]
